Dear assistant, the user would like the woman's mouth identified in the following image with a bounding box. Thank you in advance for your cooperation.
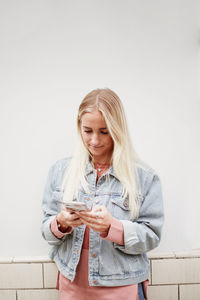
[89,145,103,149]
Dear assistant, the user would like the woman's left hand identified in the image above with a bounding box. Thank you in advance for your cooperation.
[76,205,112,234]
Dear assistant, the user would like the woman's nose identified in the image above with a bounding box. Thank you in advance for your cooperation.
[91,133,100,145]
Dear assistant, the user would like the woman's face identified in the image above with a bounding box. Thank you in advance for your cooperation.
[80,110,114,163]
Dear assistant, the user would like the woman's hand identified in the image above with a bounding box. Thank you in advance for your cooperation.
[56,207,83,229]
[76,205,112,234]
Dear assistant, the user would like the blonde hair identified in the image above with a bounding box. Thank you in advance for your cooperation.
[62,88,140,219]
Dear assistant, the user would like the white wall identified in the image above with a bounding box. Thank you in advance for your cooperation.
[0,0,199,256]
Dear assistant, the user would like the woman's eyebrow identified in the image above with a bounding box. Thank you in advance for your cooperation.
[83,126,107,130]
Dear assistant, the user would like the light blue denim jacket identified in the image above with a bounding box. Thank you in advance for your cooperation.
[41,157,164,287]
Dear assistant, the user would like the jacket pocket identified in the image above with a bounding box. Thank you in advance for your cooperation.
[99,241,140,276]
[110,194,130,220]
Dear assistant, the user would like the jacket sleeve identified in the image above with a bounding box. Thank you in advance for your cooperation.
[41,161,71,246]
[114,172,164,254]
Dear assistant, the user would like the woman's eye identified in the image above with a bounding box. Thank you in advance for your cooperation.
[83,130,108,135]
[84,130,92,133]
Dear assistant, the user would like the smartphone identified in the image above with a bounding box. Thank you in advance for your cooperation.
[56,200,89,211]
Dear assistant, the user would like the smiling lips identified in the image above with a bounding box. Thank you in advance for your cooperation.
[89,145,103,149]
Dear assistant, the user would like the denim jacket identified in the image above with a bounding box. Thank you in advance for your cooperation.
[41,157,164,287]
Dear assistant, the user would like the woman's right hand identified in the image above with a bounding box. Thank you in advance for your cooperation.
[56,207,83,230]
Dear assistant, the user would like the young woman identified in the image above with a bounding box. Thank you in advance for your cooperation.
[41,88,164,300]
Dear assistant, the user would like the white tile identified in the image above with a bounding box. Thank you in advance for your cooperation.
[17,289,59,300]
[180,284,200,300]
[152,258,200,284]
[148,285,178,300]
[13,256,52,263]
[0,290,16,300]
[43,263,58,288]
[0,263,43,289]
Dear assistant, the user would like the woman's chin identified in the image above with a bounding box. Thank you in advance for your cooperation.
[89,147,103,153]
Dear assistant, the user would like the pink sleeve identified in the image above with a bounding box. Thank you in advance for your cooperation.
[100,217,124,245]
[50,217,73,239]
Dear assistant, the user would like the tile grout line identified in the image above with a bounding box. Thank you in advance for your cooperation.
[178,284,180,300]
[42,263,45,288]
[1,283,200,291]
[147,283,200,287]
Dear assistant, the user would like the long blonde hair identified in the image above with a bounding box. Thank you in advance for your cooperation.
[62,88,141,219]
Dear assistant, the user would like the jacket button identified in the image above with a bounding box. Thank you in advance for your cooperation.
[123,199,128,207]
[92,253,96,258]
[93,280,97,284]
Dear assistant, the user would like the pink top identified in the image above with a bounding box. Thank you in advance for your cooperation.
[51,218,148,300]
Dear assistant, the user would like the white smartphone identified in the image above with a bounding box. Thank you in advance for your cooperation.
[56,200,89,212]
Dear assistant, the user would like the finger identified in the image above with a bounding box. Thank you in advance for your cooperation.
[76,211,93,217]
[82,221,107,232]
[62,211,80,221]
[93,211,104,218]
[77,212,95,220]
[70,220,84,226]
[80,217,99,227]
[77,205,103,216]
[79,210,104,219]
[62,207,73,213]
[79,215,102,225]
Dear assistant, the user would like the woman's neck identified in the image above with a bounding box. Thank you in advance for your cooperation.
[91,154,112,165]
[92,158,111,165]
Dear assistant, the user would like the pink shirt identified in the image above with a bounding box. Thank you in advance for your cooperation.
[50,218,148,300]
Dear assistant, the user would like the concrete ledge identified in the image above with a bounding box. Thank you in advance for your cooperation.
[0,256,53,264]
[13,256,53,263]
[0,257,13,264]
[175,250,200,258]
[148,251,175,259]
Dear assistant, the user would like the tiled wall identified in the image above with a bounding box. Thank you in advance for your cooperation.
[0,251,200,300]
[147,251,200,300]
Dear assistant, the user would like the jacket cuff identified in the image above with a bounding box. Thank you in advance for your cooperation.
[50,217,73,239]
[100,217,124,245]
[113,220,139,253]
